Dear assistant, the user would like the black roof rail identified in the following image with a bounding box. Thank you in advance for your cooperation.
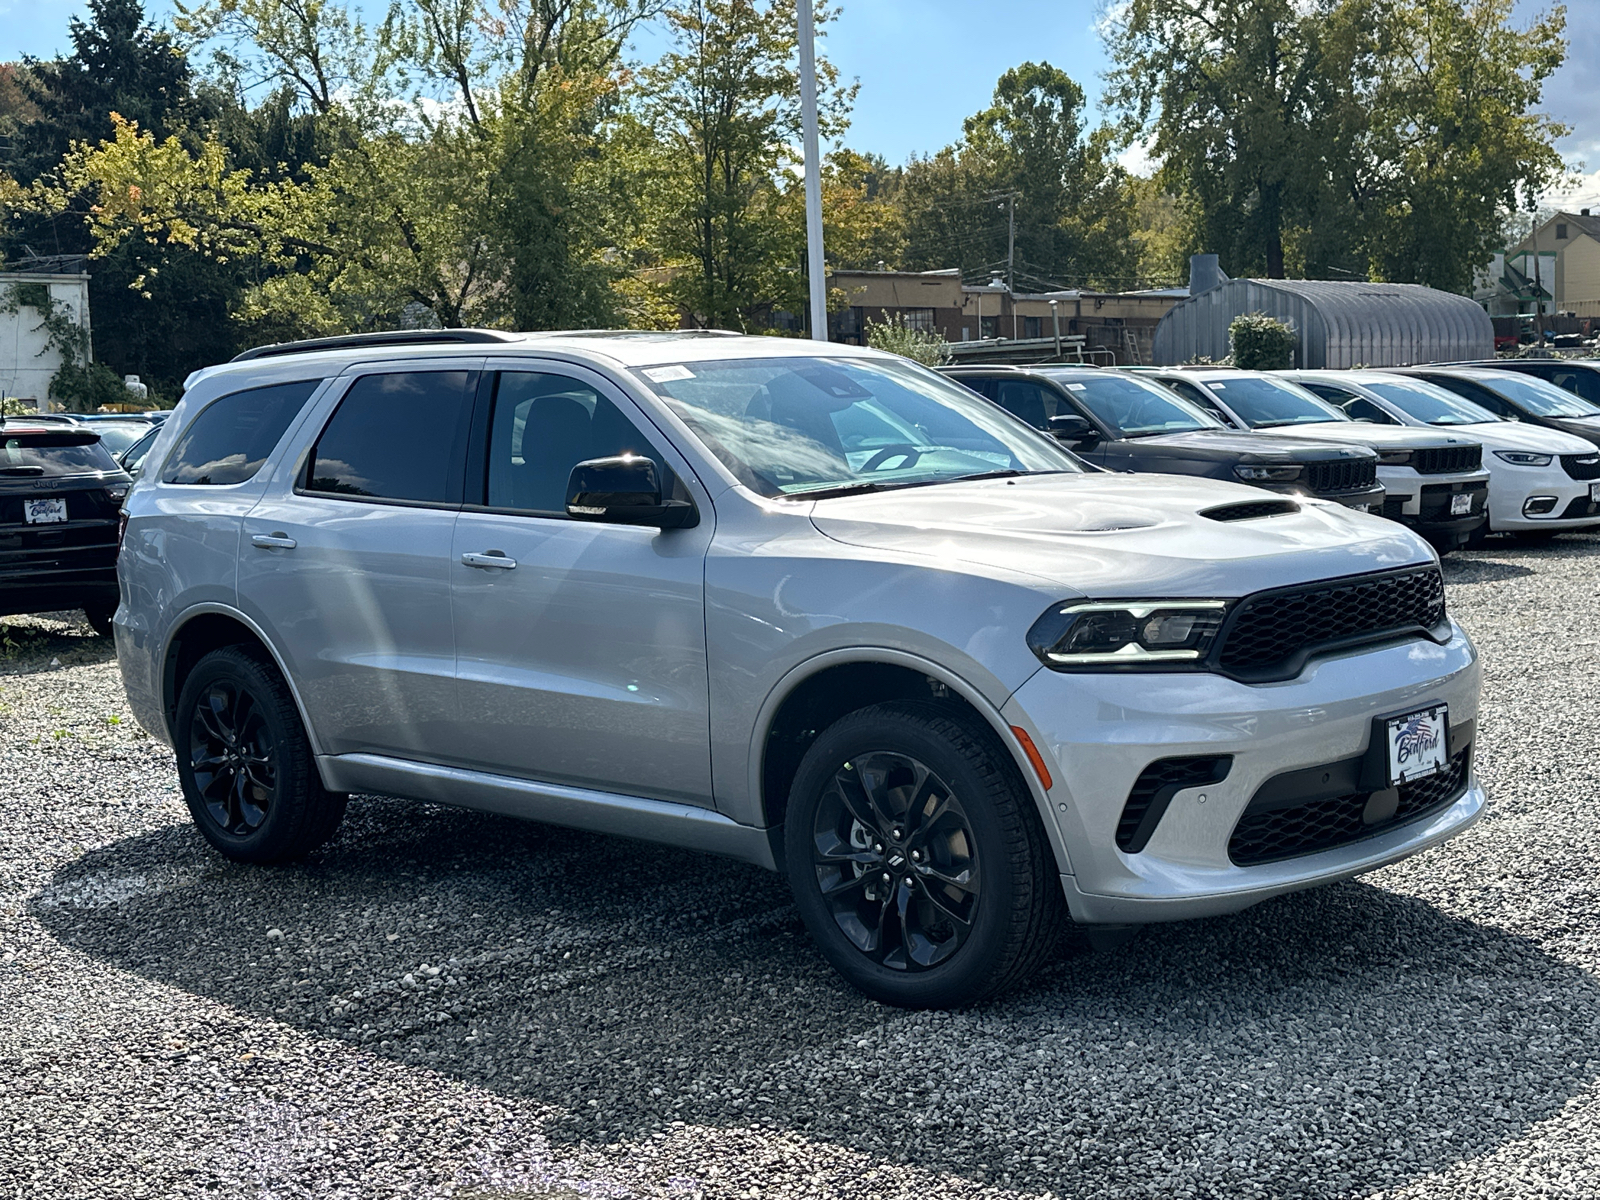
[229,329,522,362]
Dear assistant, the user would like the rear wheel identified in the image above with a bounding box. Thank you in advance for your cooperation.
[84,604,115,638]
[175,646,347,863]
[784,702,1066,1008]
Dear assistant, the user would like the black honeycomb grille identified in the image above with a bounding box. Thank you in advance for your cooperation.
[1306,459,1378,494]
[1228,747,1471,866]
[1562,453,1600,480]
[1215,566,1446,678]
[1117,756,1231,853]
[1412,445,1482,474]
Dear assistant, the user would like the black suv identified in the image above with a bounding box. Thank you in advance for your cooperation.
[0,419,131,634]
[942,366,1385,509]
[1386,365,1600,450]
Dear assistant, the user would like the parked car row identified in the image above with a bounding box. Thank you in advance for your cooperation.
[942,360,1600,551]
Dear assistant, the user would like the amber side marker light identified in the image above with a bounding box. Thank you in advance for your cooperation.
[1010,726,1054,791]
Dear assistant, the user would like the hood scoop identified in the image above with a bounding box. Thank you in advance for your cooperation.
[1201,499,1301,522]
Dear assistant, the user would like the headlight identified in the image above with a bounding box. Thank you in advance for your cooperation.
[1026,600,1230,670]
[1233,464,1302,482]
[1493,449,1553,466]
[1377,449,1414,465]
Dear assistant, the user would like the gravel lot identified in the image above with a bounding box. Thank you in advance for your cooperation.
[4,536,1600,1200]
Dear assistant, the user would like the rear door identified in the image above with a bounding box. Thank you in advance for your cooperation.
[238,365,477,760]
[445,360,716,804]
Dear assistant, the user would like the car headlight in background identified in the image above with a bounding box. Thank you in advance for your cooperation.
[1493,450,1554,466]
[1027,600,1230,670]
[1377,449,1414,465]
[1233,465,1302,482]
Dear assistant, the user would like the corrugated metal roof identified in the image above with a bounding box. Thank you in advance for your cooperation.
[1153,279,1494,368]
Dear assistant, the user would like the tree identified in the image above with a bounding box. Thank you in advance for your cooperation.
[900,63,1139,291]
[640,0,849,330]
[1229,312,1296,368]
[865,312,946,365]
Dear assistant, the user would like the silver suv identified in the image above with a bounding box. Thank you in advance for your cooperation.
[116,331,1484,1007]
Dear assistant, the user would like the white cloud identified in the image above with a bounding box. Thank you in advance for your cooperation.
[1117,138,1157,178]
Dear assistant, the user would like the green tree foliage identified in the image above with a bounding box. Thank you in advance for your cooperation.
[900,63,1139,291]
[865,312,946,366]
[1105,0,1569,291]
[1229,311,1296,369]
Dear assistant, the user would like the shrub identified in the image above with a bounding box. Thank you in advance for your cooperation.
[1229,312,1297,370]
[866,313,949,366]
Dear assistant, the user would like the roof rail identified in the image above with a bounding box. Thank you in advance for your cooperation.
[229,329,522,362]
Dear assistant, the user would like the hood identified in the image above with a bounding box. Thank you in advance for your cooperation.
[1448,421,1598,455]
[1255,422,1472,450]
[1134,429,1372,461]
[808,473,1433,599]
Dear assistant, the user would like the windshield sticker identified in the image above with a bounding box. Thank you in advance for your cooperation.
[644,365,695,383]
[1209,382,1226,388]
[1066,383,1087,391]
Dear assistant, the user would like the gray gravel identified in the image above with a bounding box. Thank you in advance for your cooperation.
[3,533,1600,1199]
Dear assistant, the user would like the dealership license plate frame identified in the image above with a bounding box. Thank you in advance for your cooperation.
[1384,704,1448,786]
[1589,482,1600,502]
[23,498,68,525]
[1449,493,1472,516]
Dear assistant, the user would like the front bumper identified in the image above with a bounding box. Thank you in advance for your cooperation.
[1376,468,1489,542]
[1291,480,1386,512]
[1486,463,1600,531]
[1004,622,1482,924]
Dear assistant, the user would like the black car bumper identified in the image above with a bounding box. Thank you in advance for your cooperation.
[0,520,120,618]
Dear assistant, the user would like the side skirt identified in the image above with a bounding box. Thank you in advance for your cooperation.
[317,753,778,871]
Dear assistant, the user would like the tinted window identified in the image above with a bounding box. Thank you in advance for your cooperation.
[1427,377,1514,417]
[164,380,321,485]
[1060,375,1220,436]
[991,380,1058,428]
[306,371,474,503]
[1468,373,1600,418]
[1204,376,1348,427]
[485,372,665,514]
[1,432,120,478]
[1548,368,1600,405]
[91,422,152,456]
[121,427,161,474]
[1363,380,1499,425]
[1164,378,1233,423]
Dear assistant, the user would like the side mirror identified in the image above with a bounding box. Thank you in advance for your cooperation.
[566,455,698,529]
[1047,413,1098,443]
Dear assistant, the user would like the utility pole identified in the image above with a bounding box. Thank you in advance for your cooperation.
[1050,299,1061,359]
[798,0,827,343]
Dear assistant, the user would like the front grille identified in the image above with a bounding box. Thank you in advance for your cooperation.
[1412,445,1482,474]
[1419,483,1487,522]
[1201,499,1300,522]
[1117,756,1231,853]
[1561,453,1600,480]
[1381,495,1412,520]
[1215,565,1446,680]
[1306,458,1378,495]
[1229,746,1471,865]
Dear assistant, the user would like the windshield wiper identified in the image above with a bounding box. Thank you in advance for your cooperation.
[783,481,900,501]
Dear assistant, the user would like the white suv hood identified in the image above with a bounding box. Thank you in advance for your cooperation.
[1251,422,1473,449]
[1452,421,1597,455]
[808,473,1433,599]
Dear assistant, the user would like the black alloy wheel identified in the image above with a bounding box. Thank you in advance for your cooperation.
[785,702,1066,1008]
[189,677,278,837]
[175,646,348,863]
[811,751,979,971]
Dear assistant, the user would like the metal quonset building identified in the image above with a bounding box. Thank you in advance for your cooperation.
[1152,259,1494,368]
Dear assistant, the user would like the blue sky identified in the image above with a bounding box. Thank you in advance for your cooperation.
[4,0,1597,201]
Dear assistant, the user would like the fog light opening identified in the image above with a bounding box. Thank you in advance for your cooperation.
[1522,496,1558,516]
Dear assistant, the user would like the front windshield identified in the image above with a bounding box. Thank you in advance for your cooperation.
[1049,373,1222,437]
[633,355,1083,498]
[1207,376,1350,427]
[1476,373,1600,419]
[1363,380,1500,426]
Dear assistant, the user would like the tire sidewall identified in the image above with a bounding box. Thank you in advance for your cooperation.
[175,648,312,863]
[785,706,1029,1008]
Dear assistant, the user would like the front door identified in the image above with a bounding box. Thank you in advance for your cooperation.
[446,364,715,805]
[239,366,477,759]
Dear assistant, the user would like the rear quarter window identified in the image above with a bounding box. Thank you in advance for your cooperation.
[162,379,323,485]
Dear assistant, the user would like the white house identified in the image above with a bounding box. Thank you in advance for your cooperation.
[0,265,93,411]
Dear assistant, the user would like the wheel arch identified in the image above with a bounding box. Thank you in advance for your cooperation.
[161,604,326,759]
[751,649,1068,873]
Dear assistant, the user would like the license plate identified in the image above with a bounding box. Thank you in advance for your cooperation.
[1589,482,1600,502]
[23,498,68,525]
[1385,705,1448,785]
[1450,493,1472,516]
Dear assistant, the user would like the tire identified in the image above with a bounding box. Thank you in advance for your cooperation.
[84,604,115,638]
[1463,523,1489,550]
[784,701,1067,1008]
[175,646,347,863]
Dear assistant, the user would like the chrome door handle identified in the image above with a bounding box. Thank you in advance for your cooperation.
[251,533,297,550]
[461,550,516,570]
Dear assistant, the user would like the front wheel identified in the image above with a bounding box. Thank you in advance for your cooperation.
[784,702,1066,1008]
[175,646,347,863]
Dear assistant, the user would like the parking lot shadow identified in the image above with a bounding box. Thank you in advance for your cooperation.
[33,801,1600,1197]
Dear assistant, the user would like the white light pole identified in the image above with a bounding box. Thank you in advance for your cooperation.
[798,0,827,342]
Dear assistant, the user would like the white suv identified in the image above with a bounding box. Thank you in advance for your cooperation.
[115,331,1484,1007]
